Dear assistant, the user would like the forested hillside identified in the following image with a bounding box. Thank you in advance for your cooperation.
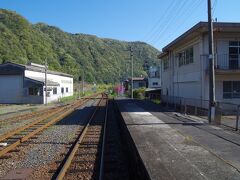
[0,9,160,83]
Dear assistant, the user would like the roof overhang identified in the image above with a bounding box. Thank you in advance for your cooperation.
[0,62,73,78]
[145,88,161,92]
[25,76,60,87]
[161,22,240,53]
[158,52,168,59]
[0,62,25,75]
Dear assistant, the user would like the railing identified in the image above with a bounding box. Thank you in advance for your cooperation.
[215,54,240,70]
[160,95,240,131]
[201,54,240,70]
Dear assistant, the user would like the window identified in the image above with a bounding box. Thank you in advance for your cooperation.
[153,82,158,86]
[53,88,57,95]
[163,59,169,70]
[61,87,64,94]
[229,41,240,69]
[178,47,194,66]
[178,51,185,66]
[66,87,69,93]
[223,81,240,99]
[138,82,145,87]
[29,88,40,96]
[149,70,160,78]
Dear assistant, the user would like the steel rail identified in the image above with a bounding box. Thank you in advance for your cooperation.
[99,96,109,180]
[56,94,106,180]
[0,106,58,124]
[0,98,91,157]
[0,93,101,124]
[0,93,100,142]
[0,95,98,157]
[0,106,66,142]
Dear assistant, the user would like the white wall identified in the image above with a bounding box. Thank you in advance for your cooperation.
[148,67,161,88]
[161,31,240,109]
[161,56,172,96]
[25,70,73,104]
[203,32,240,105]
[148,77,161,88]
[161,37,203,100]
[215,74,240,104]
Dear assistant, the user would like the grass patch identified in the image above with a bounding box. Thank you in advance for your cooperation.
[58,94,78,104]
[151,99,161,104]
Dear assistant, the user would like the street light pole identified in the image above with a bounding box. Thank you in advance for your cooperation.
[208,0,216,123]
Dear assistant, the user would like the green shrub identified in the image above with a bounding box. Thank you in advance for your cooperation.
[133,88,146,99]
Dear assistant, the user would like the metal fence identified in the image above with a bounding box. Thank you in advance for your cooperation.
[148,94,240,131]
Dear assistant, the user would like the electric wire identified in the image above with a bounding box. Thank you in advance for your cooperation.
[212,0,218,16]
[143,0,179,42]
[155,0,205,47]
[151,0,197,45]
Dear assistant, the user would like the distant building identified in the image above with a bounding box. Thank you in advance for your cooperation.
[148,66,161,89]
[159,22,240,108]
[145,66,162,97]
[0,62,73,104]
[124,77,147,91]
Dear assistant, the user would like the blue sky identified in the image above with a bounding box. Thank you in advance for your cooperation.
[1,0,240,50]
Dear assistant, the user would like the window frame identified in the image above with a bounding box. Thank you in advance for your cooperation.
[178,47,194,67]
[229,41,240,69]
[53,87,57,95]
[163,58,169,70]
[223,81,240,99]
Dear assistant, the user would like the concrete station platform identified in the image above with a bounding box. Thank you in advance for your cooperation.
[116,98,240,180]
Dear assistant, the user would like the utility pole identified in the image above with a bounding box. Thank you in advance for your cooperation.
[208,0,216,123]
[130,46,133,99]
[82,71,84,96]
[45,59,48,105]
[78,76,81,99]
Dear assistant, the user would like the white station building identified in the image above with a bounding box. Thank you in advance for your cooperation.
[0,62,73,104]
[159,22,240,110]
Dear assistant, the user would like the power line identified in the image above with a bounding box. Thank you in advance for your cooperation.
[212,0,218,15]
[143,0,178,41]
[147,0,189,43]
[150,0,191,45]
[155,0,204,47]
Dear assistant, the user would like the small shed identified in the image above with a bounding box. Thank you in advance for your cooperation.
[124,77,147,90]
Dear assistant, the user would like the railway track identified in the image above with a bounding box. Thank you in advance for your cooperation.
[0,94,101,126]
[0,106,59,125]
[55,94,108,180]
[0,94,100,158]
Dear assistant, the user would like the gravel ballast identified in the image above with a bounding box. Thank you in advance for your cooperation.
[0,99,97,179]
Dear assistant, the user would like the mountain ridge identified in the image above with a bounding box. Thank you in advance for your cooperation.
[0,9,160,83]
